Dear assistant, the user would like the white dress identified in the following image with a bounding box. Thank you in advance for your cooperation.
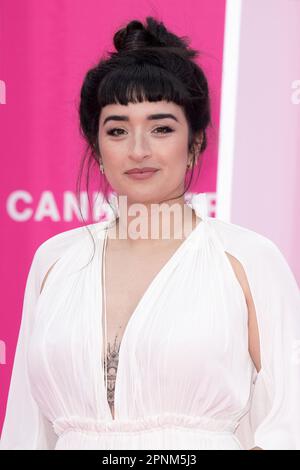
[1,193,300,450]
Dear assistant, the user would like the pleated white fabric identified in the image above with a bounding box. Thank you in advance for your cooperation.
[1,193,300,450]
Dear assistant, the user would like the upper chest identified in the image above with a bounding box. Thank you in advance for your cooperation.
[102,237,187,337]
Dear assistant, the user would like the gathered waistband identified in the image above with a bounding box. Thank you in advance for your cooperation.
[53,412,238,437]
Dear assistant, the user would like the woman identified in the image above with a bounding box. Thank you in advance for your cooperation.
[1,16,300,451]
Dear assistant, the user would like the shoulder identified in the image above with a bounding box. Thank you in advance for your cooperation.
[35,220,107,256]
[207,216,282,262]
[207,216,292,293]
[30,221,106,292]
[207,216,299,302]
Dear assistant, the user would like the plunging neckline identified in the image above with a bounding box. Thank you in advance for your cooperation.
[98,212,207,422]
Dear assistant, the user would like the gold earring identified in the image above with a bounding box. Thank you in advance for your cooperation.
[100,160,104,174]
[187,159,198,169]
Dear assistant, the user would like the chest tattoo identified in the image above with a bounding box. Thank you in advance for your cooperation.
[105,335,121,418]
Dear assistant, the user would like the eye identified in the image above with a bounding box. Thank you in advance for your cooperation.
[106,126,174,137]
[153,126,174,134]
[106,128,126,137]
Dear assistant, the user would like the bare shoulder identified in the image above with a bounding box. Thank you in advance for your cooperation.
[225,252,252,300]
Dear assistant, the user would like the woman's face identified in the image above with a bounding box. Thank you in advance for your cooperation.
[98,99,199,205]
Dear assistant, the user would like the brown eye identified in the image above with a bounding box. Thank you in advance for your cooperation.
[106,128,125,136]
[153,126,174,134]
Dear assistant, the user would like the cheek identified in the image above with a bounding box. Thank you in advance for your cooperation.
[99,140,124,169]
[157,138,188,170]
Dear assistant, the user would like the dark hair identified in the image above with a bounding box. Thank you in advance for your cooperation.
[76,16,212,267]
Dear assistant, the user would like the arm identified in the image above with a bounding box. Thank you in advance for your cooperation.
[242,240,300,449]
[0,247,58,449]
[225,237,300,450]
[226,253,265,450]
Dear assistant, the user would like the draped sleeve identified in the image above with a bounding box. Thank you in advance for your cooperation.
[0,222,100,449]
[248,239,300,449]
[0,245,59,449]
[222,223,300,450]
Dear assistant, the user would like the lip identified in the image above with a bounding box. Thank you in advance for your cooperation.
[125,167,159,174]
[124,169,159,180]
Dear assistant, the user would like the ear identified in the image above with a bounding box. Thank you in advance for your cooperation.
[194,131,204,154]
[189,131,204,158]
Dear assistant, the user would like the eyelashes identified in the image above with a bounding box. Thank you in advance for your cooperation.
[106,126,174,137]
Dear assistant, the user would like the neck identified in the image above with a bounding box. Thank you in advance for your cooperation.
[107,194,200,247]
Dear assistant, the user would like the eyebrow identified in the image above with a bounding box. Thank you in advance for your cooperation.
[103,113,179,125]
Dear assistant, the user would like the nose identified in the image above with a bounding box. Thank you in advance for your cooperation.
[128,132,151,162]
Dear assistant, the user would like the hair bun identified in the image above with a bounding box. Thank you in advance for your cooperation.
[113,16,196,58]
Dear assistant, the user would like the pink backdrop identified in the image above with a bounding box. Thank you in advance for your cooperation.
[0,0,226,433]
[229,0,300,281]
